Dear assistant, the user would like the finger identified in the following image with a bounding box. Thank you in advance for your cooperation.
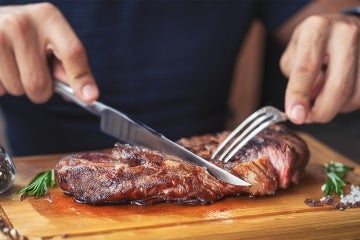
[307,21,359,122]
[0,81,5,96]
[310,69,326,101]
[17,48,53,104]
[280,30,297,78]
[284,16,329,124]
[51,38,99,102]
[337,26,360,113]
[34,3,99,102]
[341,75,360,112]
[50,57,81,103]
[7,14,53,103]
[0,31,24,96]
[340,71,360,113]
[339,79,360,113]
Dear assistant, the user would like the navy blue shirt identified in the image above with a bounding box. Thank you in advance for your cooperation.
[0,0,309,156]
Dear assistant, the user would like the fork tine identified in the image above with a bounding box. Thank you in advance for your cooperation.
[221,116,277,162]
[217,113,270,162]
[211,107,268,160]
[212,106,287,162]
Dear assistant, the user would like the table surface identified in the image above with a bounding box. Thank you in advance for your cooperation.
[1,133,360,240]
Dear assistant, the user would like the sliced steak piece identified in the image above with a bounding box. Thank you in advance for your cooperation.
[55,124,310,205]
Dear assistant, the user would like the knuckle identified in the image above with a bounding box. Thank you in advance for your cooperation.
[338,22,360,44]
[302,15,330,32]
[280,54,289,75]
[347,22,359,36]
[0,81,24,96]
[8,86,24,96]
[0,30,7,47]
[0,12,31,37]
[33,2,58,13]
[294,58,319,75]
[25,77,52,103]
[335,78,353,96]
[28,88,52,103]
[287,88,311,100]
[63,39,85,61]
[311,110,333,124]
[33,2,62,21]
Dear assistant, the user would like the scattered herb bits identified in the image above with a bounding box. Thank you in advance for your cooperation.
[306,161,360,211]
[321,162,353,196]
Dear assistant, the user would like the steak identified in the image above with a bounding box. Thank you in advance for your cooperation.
[55,124,310,205]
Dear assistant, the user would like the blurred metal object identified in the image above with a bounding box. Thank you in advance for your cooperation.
[0,145,16,193]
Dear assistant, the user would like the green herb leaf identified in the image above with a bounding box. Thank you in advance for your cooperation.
[17,169,56,199]
[322,162,353,196]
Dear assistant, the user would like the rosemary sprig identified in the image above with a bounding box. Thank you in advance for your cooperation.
[17,169,56,199]
[321,162,354,196]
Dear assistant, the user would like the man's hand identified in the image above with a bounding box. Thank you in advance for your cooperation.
[0,2,98,103]
[280,13,360,124]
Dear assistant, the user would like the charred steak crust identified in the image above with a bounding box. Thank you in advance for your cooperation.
[55,124,310,205]
[56,146,228,205]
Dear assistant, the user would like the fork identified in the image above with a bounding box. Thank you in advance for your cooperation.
[211,106,287,162]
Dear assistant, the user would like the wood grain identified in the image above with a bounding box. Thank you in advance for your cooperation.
[1,133,359,240]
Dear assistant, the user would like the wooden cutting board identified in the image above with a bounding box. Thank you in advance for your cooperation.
[1,133,360,240]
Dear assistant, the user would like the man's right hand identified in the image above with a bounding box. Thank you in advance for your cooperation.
[0,2,98,103]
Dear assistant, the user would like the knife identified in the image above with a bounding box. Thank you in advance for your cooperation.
[54,81,251,186]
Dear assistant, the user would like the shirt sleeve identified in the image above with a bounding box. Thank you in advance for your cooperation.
[256,0,310,33]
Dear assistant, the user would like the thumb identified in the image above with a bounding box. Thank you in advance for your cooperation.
[60,45,99,103]
[40,7,99,103]
[51,55,99,103]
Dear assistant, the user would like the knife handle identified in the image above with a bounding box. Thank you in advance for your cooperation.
[53,81,107,116]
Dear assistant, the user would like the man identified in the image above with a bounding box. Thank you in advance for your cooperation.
[0,0,359,155]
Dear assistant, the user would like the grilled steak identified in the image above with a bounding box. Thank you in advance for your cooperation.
[55,124,310,205]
